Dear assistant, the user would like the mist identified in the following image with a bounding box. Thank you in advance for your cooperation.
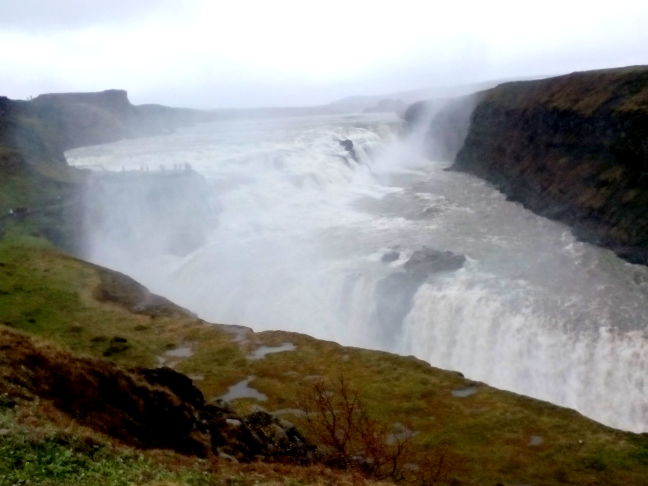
[6,0,648,437]
[66,96,648,434]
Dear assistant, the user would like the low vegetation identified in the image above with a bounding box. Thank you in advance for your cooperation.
[298,375,462,484]
[2,227,648,484]
[0,402,212,486]
[0,401,388,486]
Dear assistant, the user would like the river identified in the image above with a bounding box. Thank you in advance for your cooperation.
[67,112,648,432]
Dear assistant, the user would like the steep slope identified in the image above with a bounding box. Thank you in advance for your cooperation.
[1,236,648,485]
[452,66,648,264]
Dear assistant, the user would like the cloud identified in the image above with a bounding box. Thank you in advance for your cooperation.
[0,0,185,31]
[1,0,647,107]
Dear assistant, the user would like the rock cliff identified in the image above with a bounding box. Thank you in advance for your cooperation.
[0,90,214,253]
[451,66,648,264]
[2,89,208,157]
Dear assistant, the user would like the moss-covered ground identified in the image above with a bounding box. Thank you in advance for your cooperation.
[0,400,387,486]
[1,227,648,485]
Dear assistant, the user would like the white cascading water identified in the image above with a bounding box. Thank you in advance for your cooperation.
[67,110,648,432]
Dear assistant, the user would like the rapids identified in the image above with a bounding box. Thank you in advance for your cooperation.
[67,112,648,432]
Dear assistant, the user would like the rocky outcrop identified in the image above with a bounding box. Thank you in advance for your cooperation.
[0,90,215,254]
[451,66,648,264]
[0,96,67,165]
[403,248,466,275]
[94,266,195,318]
[1,90,210,162]
[0,326,314,462]
[373,248,465,343]
[338,139,358,162]
[29,89,136,150]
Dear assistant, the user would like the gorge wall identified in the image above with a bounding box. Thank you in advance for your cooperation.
[450,66,648,265]
[0,89,213,252]
[1,89,208,158]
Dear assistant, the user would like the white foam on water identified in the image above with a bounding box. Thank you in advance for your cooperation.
[68,111,648,432]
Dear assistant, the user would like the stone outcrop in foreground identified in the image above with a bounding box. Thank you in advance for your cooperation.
[0,326,313,463]
[452,66,648,264]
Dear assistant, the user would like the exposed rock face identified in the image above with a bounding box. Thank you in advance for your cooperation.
[0,327,314,463]
[0,96,67,165]
[338,139,358,162]
[403,248,466,275]
[1,90,142,162]
[1,90,209,161]
[452,66,648,264]
[30,89,136,150]
[0,90,216,255]
[94,267,195,318]
[373,248,465,343]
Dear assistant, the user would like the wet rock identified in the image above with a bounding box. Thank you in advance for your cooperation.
[381,250,400,263]
[95,269,194,318]
[240,411,314,462]
[373,248,465,343]
[0,327,315,464]
[403,248,465,276]
[339,139,358,162]
[451,66,648,265]
[138,367,204,406]
[373,272,423,343]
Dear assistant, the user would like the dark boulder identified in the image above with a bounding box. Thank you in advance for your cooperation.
[138,366,205,407]
[372,248,465,343]
[339,139,358,162]
[381,250,400,263]
[0,327,315,463]
[403,248,466,276]
[210,410,314,463]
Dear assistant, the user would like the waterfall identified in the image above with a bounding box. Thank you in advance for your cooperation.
[68,111,648,432]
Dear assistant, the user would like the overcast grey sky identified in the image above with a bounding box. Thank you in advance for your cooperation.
[1,0,647,108]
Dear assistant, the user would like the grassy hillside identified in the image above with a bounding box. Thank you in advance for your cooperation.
[2,231,648,485]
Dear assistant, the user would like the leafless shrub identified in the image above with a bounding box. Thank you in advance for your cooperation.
[298,375,462,485]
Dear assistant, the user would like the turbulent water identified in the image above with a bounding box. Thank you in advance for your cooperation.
[67,112,648,432]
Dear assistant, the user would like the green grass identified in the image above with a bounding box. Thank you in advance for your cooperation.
[2,234,648,484]
[0,400,389,486]
[482,65,648,115]
[0,405,216,486]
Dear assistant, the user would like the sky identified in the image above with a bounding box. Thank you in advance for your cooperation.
[1,0,647,108]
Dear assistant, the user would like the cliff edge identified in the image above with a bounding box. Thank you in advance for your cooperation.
[0,90,213,252]
[452,66,648,264]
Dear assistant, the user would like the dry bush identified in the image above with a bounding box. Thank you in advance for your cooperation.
[298,375,462,485]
